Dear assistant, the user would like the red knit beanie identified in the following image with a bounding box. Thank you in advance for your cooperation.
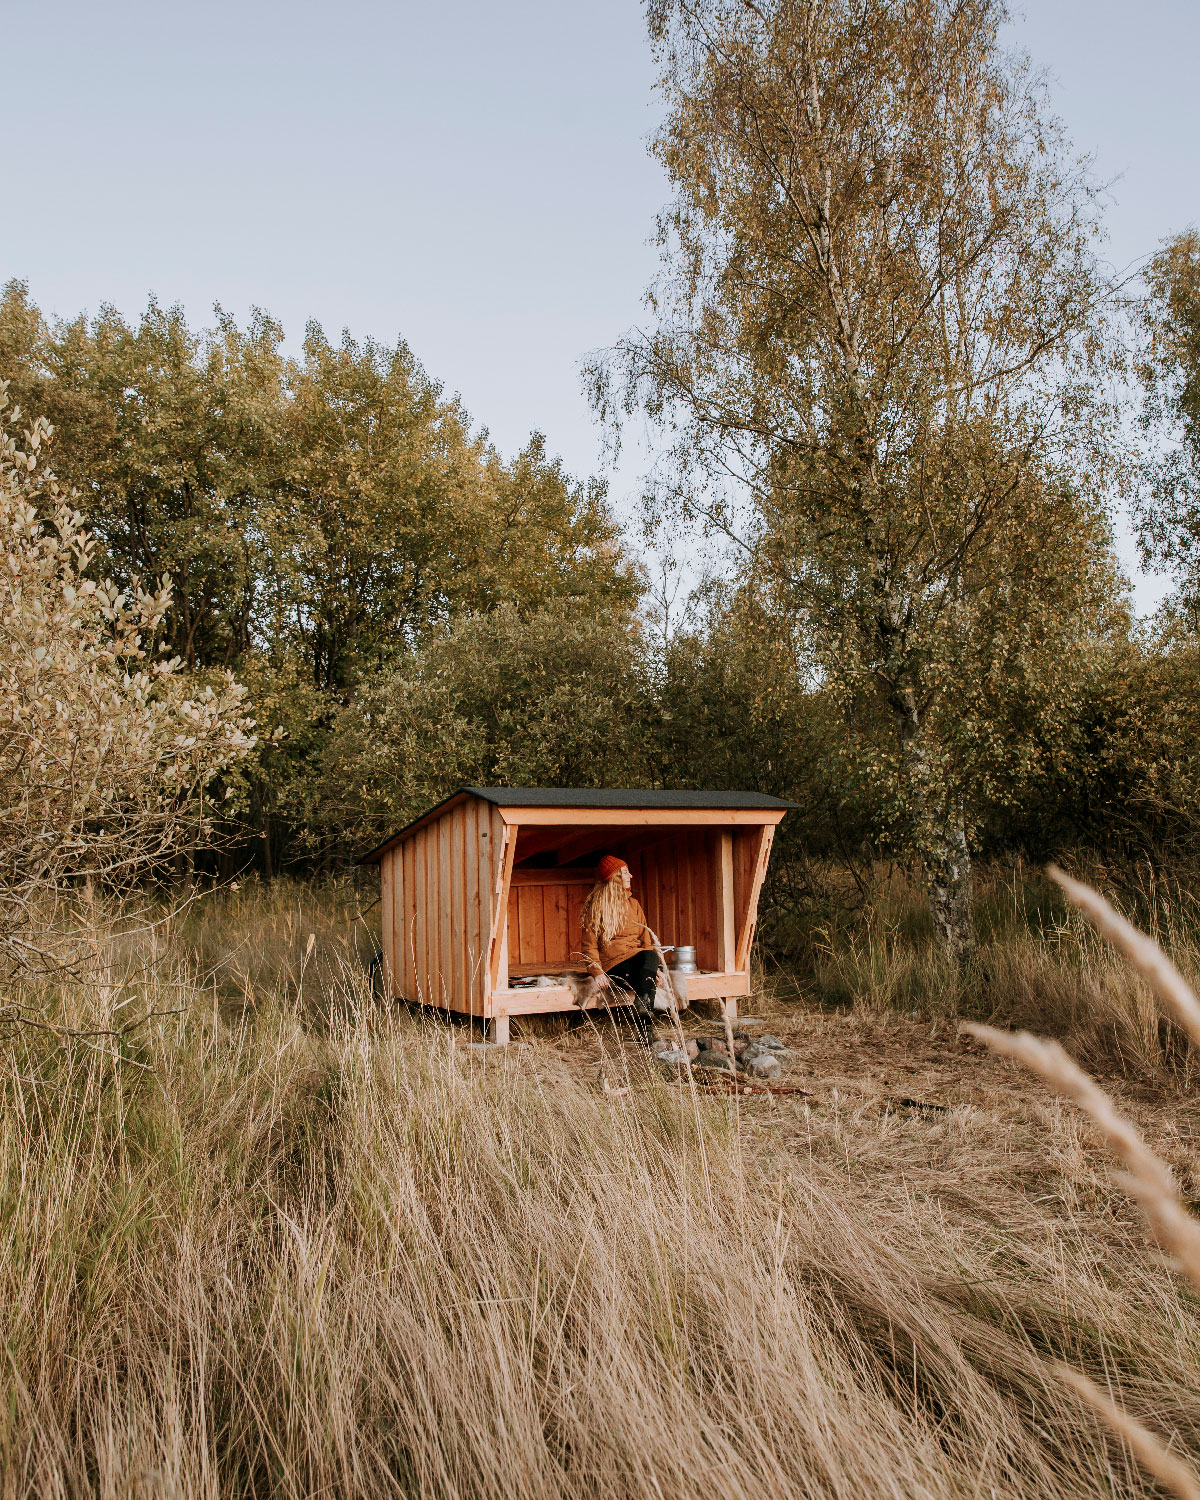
[597,854,628,883]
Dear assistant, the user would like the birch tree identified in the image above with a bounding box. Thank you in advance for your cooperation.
[1138,231,1200,629]
[593,0,1119,956]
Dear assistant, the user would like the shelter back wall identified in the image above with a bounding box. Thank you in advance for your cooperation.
[506,831,722,974]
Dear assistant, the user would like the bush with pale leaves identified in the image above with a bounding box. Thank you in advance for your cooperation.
[0,386,254,972]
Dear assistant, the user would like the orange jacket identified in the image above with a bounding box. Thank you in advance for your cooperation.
[580,896,653,976]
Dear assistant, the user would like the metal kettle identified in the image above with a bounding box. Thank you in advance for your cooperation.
[670,944,698,975]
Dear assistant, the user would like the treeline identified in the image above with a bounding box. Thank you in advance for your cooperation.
[2,214,1200,934]
[0,283,640,873]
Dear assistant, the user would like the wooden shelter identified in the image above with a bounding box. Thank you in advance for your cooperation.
[360,787,794,1043]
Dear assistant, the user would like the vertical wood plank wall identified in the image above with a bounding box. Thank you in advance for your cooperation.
[380,806,781,1009]
[732,827,761,954]
[636,832,720,972]
[502,833,724,974]
[381,799,507,1014]
[506,873,592,971]
[379,853,396,997]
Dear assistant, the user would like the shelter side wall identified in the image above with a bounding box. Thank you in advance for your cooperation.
[380,842,412,1001]
[381,802,504,1013]
[412,818,448,1007]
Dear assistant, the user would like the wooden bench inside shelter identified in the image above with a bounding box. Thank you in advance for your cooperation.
[359,787,795,1043]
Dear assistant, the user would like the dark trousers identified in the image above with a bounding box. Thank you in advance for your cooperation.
[605,949,660,1016]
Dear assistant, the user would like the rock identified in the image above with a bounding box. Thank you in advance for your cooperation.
[758,1034,785,1051]
[467,1042,504,1055]
[732,1018,767,1036]
[743,1039,795,1063]
[655,1048,691,1068]
[694,1049,735,1072]
[733,1037,750,1057]
[652,1035,699,1061]
[745,1053,781,1080]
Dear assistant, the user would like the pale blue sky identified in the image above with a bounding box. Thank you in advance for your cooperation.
[2,0,1197,609]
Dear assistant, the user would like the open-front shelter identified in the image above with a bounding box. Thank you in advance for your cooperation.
[360,787,794,1043]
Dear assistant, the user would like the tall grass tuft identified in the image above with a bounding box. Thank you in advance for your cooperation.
[788,861,1200,1075]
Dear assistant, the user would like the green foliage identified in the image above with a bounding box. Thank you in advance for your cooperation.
[0,387,254,970]
[0,281,284,668]
[1138,231,1200,627]
[4,247,1199,894]
[0,283,636,695]
[0,284,642,871]
[997,627,1200,865]
[301,599,656,863]
[264,326,635,691]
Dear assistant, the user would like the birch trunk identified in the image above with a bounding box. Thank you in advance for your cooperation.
[894,701,974,961]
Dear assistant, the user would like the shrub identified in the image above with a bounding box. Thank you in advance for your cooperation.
[0,387,254,974]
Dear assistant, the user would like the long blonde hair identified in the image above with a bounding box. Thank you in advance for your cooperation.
[580,873,632,945]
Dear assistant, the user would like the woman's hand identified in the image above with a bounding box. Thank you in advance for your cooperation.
[592,971,611,991]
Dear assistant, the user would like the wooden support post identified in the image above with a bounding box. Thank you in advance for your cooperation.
[717,831,735,971]
[488,1013,510,1046]
[735,824,775,972]
[487,825,516,991]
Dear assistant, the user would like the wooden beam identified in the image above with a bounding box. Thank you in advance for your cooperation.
[513,825,576,862]
[735,825,775,973]
[486,824,516,994]
[716,831,736,971]
[490,985,579,1014]
[498,808,786,828]
[511,869,597,887]
[488,970,748,1015]
[680,970,749,1003]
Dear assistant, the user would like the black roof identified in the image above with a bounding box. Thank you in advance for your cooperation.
[359,785,797,862]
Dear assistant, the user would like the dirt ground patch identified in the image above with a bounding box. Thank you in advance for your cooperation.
[502,998,1200,1253]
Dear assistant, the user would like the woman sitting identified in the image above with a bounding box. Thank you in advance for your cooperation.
[579,854,660,1042]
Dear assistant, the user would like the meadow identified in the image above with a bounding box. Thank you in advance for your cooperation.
[2,870,1200,1497]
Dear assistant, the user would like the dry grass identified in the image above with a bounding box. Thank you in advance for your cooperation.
[787,860,1200,1077]
[2,879,1200,1497]
[963,866,1200,1499]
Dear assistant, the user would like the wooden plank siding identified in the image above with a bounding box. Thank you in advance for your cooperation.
[378,798,505,1015]
[379,852,395,998]
[376,795,783,1021]
[499,835,723,974]
[734,824,775,973]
